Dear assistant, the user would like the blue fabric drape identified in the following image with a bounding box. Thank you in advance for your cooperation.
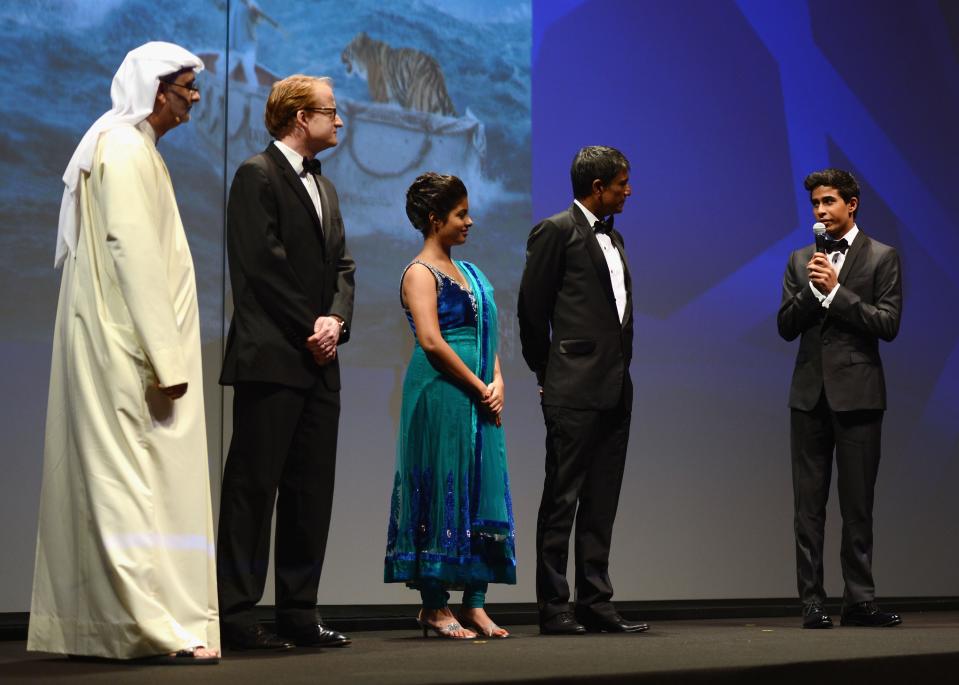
[384,260,515,589]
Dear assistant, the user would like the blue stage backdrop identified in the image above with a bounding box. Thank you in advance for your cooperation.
[532,0,959,599]
[0,0,955,612]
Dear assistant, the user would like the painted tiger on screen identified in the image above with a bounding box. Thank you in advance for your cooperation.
[341,32,456,116]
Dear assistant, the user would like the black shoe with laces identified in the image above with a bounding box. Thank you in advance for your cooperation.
[840,602,902,627]
[539,611,587,635]
[801,603,833,629]
[222,623,295,651]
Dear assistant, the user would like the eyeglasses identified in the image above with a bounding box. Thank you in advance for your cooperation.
[160,77,200,94]
[303,106,337,120]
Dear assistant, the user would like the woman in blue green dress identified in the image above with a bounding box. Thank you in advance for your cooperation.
[384,173,515,639]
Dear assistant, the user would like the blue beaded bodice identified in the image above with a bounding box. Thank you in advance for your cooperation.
[401,260,478,334]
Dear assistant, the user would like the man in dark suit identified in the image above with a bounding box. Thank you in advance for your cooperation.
[518,146,648,635]
[778,168,902,629]
[217,75,356,650]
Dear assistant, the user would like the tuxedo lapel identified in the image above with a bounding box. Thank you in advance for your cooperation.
[265,144,326,251]
[838,232,869,283]
[570,204,618,318]
[611,229,632,330]
[315,175,331,248]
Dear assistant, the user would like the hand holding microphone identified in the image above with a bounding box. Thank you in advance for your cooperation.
[808,222,838,293]
[813,222,827,253]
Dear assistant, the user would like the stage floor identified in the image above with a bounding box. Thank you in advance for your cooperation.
[2,612,958,684]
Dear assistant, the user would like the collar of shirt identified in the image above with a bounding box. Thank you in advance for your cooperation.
[272,139,323,224]
[135,118,157,145]
[829,223,859,251]
[575,200,626,322]
[273,140,308,175]
[574,199,604,229]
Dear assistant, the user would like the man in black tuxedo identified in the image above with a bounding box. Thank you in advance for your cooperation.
[778,168,902,629]
[518,146,648,635]
[217,75,355,650]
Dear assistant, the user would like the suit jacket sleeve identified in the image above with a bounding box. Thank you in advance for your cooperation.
[227,161,318,339]
[777,249,822,342]
[828,247,902,341]
[518,218,566,385]
[321,179,356,344]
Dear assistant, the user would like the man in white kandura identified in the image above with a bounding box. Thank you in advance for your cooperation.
[28,42,220,664]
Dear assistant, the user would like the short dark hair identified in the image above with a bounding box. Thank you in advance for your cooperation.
[571,146,630,199]
[405,172,468,235]
[803,168,860,217]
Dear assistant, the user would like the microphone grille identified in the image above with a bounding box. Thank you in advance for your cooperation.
[812,222,827,236]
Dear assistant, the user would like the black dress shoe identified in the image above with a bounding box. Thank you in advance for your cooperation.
[576,610,649,633]
[802,604,833,629]
[278,623,352,647]
[222,624,294,651]
[840,602,902,627]
[539,611,587,635]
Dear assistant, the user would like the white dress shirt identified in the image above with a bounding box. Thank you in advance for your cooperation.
[574,199,627,323]
[273,140,323,225]
[810,223,859,308]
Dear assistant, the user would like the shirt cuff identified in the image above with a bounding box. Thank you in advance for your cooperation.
[808,281,840,308]
[809,281,826,303]
[821,283,841,309]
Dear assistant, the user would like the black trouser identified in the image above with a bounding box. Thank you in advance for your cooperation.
[217,380,340,631]
[536,399,630,620]
[791,392,883,607]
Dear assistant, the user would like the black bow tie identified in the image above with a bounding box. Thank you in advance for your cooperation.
[302,157,322,175]
[593,218,613,235]
[824,237,849,254]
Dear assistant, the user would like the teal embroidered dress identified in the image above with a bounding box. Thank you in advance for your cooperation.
[384,260,516,589]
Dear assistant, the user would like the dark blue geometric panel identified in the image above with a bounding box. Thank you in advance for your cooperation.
[828,138,959,442]
[533,0,796,318]
[810,0,959,224]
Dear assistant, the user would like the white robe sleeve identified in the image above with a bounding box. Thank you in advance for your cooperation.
[97,130,188,388]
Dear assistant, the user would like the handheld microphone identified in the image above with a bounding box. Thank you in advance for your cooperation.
[813,222,827,253]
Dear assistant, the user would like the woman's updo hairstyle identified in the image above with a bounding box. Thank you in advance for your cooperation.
[405,172,468,235]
